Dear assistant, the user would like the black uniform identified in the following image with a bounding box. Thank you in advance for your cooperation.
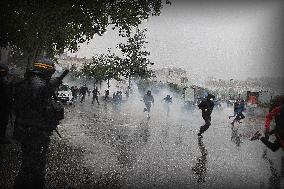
[0,64,11,140]
[197,94,215,136]
[13,58,64,189]
[80,85,89,103]
[92,87,100,105]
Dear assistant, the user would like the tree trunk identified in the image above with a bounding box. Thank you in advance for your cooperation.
[128,77,131,89]
[93,78,96,88]
[107,79,110,89]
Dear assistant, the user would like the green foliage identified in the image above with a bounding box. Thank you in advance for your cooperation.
[136,79,155,93]
[167,82,182,94]
[81,50,122,86]
[118,28,154,80]
[81,27,154,86]
[69,64,82,79]
[0,0,170,65]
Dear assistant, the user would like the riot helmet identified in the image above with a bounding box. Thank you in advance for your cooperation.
[207,93,215,100]
[27,57,56,77]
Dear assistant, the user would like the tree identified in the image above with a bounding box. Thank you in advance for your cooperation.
[81,28,154,89]
[0,0,170,66]
[118,28,154,87]
[81,50,122,88]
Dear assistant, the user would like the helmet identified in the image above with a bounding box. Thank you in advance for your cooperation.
[28,57,56,76]
[0,63,9,77]
[207,93,215,100]
[147,90,151,95]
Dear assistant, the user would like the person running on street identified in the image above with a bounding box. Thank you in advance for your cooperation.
[104,89,110,100]
[80,84,89,103]
[143,90,154,117]
[250,95,284,152]
[71,86,79,101]
[163,94,172,115]
[229,99,240,119]
[92,87,100,105]
[231,99,246,126]
[197,93,215,137]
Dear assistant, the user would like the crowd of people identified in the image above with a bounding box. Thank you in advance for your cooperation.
[0,58,283,188]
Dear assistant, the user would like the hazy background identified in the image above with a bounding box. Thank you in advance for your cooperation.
[69,0,284,81]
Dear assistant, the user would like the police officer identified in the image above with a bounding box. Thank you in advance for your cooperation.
[0,63,11,143]
[197,93,215,137]
[13,57,64,189]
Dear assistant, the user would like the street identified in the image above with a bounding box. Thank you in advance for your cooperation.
[0,93,283,189]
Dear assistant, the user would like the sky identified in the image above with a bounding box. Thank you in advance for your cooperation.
[69,0,284,81]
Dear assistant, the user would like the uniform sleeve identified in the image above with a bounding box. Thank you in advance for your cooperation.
[265,106,282,129]
[198,101,205,109]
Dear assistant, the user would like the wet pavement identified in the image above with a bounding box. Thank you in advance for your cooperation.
[0,95,283,189]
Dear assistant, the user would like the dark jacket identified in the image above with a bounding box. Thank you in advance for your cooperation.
[198,99,214,118]
[14,75,58,128]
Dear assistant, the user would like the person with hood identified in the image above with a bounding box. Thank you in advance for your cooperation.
[197,93,215,137]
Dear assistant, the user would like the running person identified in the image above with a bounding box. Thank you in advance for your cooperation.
[143,90,154,117]
[231,99,245,126]
[79,84,89,103]
[163,94,172,115]
[92,87,100,105]
[229,99,240,119]
[197,94,215,137]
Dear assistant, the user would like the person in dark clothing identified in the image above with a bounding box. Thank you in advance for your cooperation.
[231,99,246,126]
[104,89,110,100]
[80,84,89,103]
[229,99,240,119]
[143,90,154,117]
[251,95,284,152]
[197,94,215,137]
[0,63,12,143]
[163,95,172,103]
[71,86,79,101]
[117,91,123,102]
[92,87,100,105]
[13,57,66,189]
